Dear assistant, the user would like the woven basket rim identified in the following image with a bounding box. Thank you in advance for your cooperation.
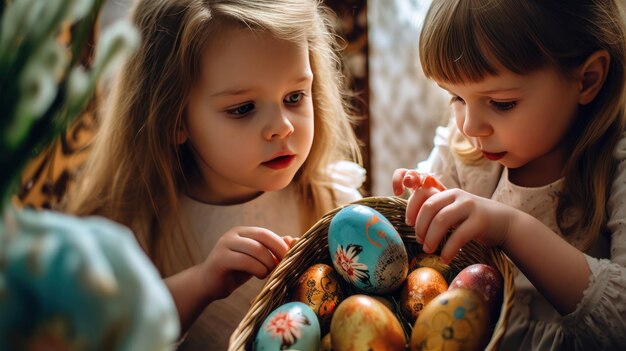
[229,196,515,350]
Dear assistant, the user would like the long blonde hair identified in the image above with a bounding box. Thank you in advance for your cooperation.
[419,0,626,250]
[68,0,361,272]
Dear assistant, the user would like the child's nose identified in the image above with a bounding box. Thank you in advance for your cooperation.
[263,109,294,140]
[462,105,492,138]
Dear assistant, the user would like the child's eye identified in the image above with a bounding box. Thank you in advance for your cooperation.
[226,103,255,117]
[491,100,516,111]
[284,92,305,105]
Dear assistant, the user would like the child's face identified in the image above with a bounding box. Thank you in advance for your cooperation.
[185,27,314,204]
[439,67,581,185]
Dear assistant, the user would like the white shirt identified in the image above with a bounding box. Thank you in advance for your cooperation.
[176,161,365,350]
[419,121,626,350]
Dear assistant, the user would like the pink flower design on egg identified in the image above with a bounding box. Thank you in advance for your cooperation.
[265,310,310,348]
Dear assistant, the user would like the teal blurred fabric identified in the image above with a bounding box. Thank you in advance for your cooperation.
[0,208,179,350]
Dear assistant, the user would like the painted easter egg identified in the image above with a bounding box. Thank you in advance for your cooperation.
[330,294,406,351]
[254,302,320,351]
[410,288,490,351]
[292,263,345,334]
[449,263,503,323]
[400,267,449,323]
[320,333,332,351]
[409,253,450,277]
[328,204,408,294]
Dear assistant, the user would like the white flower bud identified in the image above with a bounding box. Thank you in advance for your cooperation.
[0,0,43,54]
[6,67,56,147]
[70,0,96,21]
[92,21,140,81]
[66,65,91,113]
[16,66,56,119]
[36,40,69,81]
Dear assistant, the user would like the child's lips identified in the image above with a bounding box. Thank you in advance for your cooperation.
[262,155,295,169]
[482,151,506,161]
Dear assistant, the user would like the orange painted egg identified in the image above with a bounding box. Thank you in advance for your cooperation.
[400,267,448,323]
[410,288,490,351]
[292,263,344,334]
[330,294,406,351]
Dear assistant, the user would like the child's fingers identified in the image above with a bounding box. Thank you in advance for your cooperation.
[392,168,410,195]
[402,170,424,189]
[413,191,456,245]
[423,175,446,192]
[225,250,272,279]
[419,196,460,254]
[239,227,290,261]
[405,187,439,226]
[438,219,478,264]
[222,227,288,274]
[230,235,280,272]
[282,235,298,249]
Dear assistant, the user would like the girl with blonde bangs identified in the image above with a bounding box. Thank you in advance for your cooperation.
[68,0,364,348]
[393,0,626,349]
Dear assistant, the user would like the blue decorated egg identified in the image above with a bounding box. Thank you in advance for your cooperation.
[254,302,320,351]
[328,204,408,294]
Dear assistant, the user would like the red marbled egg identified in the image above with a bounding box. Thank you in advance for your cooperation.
[449,263,503,322]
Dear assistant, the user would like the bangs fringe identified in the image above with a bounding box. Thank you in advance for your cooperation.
[419,0,548,84]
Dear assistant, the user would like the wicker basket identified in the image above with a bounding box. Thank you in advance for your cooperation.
[229,196,515,350]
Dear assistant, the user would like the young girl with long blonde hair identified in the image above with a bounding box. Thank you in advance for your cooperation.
[68,0,364,348]
[394,0,626,349]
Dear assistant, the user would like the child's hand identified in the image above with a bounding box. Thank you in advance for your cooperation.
[392,168,446,195]
[392,168,446,226]
[282,235,298,249]
[201,226,290,302]
[415,189,516,264]
[393,169,515,263]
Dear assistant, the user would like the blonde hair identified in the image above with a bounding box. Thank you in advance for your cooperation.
[419,0,626,250]
[68,0,361,272]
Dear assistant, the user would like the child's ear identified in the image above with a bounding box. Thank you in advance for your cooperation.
[577,49,610,105]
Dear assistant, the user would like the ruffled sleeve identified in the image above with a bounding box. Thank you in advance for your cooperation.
[561,258,626,349]
[326,160,366,206]
[560,132,626,349]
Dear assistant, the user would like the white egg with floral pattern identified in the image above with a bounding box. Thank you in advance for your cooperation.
[254,301,320,351]
[328,204,408,294]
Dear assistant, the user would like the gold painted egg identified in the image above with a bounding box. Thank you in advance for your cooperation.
[292,263,345,334]
[409,253,450,276]
[410,288,490,351]
[400,267,448,323]
[330,294,406,351]
[371,295,395,312]
[320,333,332,351]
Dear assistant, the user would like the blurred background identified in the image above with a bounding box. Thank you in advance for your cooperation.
[17,0,450,208]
